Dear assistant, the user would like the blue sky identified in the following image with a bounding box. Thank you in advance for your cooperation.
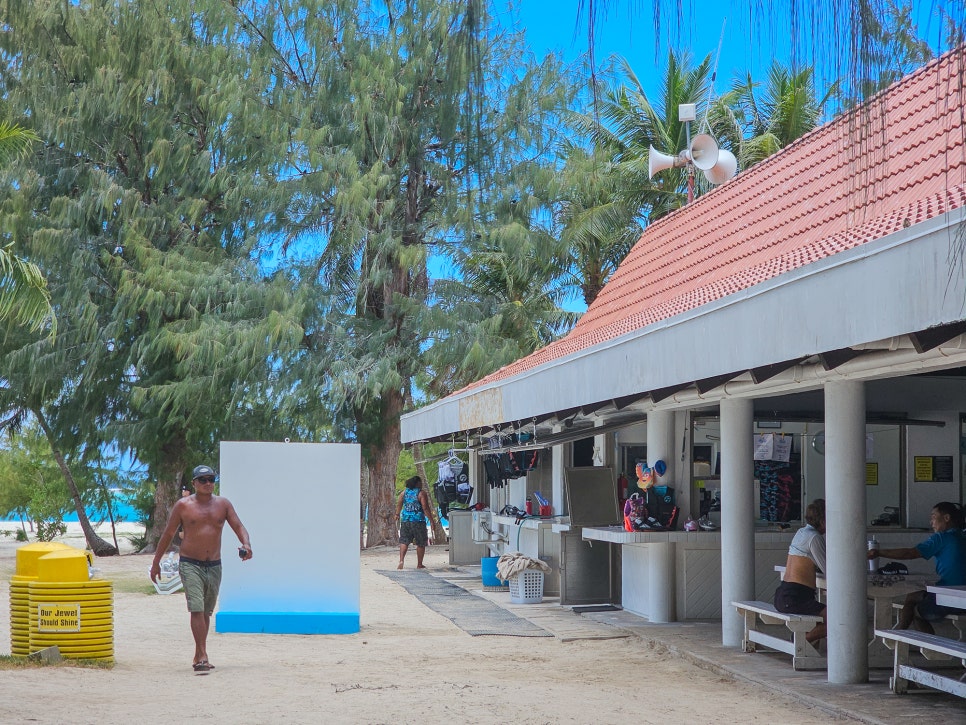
[498,1,796,92]
[496,0,956,99]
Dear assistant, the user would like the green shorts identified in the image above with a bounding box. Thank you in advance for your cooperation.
[179,558,223,614]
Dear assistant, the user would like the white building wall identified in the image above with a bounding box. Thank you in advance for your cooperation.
[905,411,960,527]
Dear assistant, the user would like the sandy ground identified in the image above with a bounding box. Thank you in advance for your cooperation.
[0,522,837,725]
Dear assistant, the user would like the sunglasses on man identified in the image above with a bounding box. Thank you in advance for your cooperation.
[195,476,216,484]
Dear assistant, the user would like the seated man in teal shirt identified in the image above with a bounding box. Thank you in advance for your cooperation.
[871,501,966,633]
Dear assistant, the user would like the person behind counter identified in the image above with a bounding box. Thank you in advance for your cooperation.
[870,501,966,633]
[774,498,827,644]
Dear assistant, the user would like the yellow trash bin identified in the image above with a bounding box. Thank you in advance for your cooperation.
[9,542,73,656]
[28,580,114,661]
[36,549,92,583]
[16,546,114,662]
[15,542,73,578]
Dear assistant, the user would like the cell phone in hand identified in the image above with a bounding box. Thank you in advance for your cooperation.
[238,548,249,559]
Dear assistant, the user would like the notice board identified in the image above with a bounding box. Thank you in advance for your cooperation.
[913,455,954,482]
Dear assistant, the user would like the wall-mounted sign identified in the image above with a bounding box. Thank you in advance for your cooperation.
[866,463,878,485]
[914,455,954,483]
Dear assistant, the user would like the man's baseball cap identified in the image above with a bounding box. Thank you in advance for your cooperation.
[191,464,217,480]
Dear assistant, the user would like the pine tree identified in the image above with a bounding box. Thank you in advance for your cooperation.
[244,0,574,545]
[0,0,302,549]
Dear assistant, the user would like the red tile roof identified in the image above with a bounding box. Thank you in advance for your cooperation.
[461,47,966,393]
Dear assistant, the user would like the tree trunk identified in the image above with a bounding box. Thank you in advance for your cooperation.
[362,390,404,548]
[144,435,188,553]
[33,408,118,557]
[360,464,369,548]
[413,442,447,545]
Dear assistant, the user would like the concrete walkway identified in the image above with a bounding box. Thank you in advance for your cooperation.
[444,565,966,725]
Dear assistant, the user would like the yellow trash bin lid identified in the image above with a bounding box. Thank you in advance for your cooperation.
[15,542,73,578]
[36,549,91,583]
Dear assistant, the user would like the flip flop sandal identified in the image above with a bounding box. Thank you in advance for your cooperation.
[193,661,213,672]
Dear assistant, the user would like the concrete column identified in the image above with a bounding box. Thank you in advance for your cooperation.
[647,409,676,622]
[646,409,674,482]
[824,380,869,684]
[720,398,755,647]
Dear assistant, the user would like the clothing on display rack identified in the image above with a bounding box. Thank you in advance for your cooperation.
[435,453,473,515]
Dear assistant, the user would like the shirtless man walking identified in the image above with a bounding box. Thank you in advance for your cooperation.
[150,464,252,672]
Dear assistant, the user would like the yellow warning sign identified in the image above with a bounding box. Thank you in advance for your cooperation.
[37,603,81,632]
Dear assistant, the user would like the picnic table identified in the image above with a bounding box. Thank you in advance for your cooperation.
[928,584,966,610]
[775,565,933,667]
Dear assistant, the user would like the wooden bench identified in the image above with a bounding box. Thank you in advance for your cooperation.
[732,600,826,670]
[875,629,966,697]
[891,602,966,640]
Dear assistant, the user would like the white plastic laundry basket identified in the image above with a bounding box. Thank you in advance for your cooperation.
[509,570,544,604]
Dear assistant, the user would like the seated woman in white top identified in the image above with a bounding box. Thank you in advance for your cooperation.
[773,498,827,644]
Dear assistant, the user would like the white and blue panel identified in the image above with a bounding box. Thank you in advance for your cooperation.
[215,441,361,634]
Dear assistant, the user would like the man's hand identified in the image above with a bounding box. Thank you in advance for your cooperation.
[149,561,161,582]
[238,546,253,561]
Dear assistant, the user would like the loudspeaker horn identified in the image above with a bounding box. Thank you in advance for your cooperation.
[648,146,682,178]
[687,134,719,170]
[703,148,738,185]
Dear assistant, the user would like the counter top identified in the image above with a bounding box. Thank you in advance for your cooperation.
[492,514,560,530]
[581,526,804,544]
[581,526,719,544]
[582,525,933,545]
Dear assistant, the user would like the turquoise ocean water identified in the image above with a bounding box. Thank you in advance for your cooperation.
[1,498,141,523]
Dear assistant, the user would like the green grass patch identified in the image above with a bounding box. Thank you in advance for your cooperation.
[0,654,113,670]
[112,580,157,594]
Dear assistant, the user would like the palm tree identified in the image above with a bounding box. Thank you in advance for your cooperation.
[424,199,576,397]
[0,120,52,334]
[713,63,835,170]
[579,51,715,222]
[553,144,641,306]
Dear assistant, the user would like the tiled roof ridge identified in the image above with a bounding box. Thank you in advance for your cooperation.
[617,48,964,267]
[579,50,966,330]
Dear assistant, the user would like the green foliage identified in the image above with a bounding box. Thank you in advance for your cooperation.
[126,479,156,529]
[847,0,934,104]
[122,529,149,553]
[0,0,304,544]
[396,449,417,493]
[0,425,71,536]
[35,516,67,542]
[553,144,642,306]
[0,119,52,334]
[711,63,834,170]
[577,51,715,222]
[273,0,576,426]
